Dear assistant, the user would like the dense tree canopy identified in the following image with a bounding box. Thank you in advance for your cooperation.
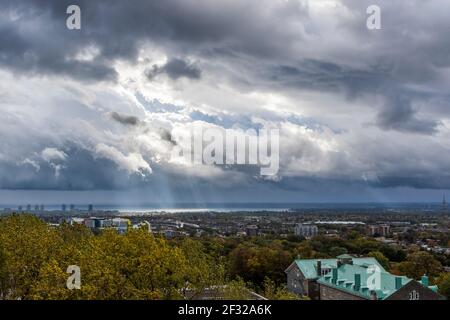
[0,215,221,300]
[436,273,450,299]
[0,214,447,300]
[394,251,442,280]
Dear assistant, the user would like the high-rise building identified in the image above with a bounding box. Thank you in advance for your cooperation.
[26,204,31,212]
[70,204,75,211]
[40,204,44,212]
[442,194,448,211]
[295,223,318,238]
[34,205,39,212]
[62,204,66,212]
[245,225,259,237]
[18,205,23,212]
[366,224,390,237]
[88,204,93,212]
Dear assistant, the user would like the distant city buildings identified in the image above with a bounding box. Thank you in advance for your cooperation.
[295,223,318,238]
[366,224,390,237]
[163,229,177,239]
[442,194,448,212]
[245,225,259,237]
[68,217,131,234]
[132,221,152,233]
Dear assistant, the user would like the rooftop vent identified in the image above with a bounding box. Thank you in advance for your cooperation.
[317,261,322,276]
[354,274,361,291]
[395,277,403,290]
[421,275,429,287]
[332,268,338,284]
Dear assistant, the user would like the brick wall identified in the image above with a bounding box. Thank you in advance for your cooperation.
[286,265,306,296]
[387,281,443,300]
[319,285,365,300]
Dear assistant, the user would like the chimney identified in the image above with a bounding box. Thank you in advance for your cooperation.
[354,274,361,291]
[395,277,402,290]
[332,268,338,284]
[317,261,322,276]
[421,275,429,287]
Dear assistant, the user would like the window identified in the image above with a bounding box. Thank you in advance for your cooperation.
[321,268,331,276]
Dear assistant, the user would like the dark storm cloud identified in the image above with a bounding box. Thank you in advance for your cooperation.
[0,0,447,106]
[0,3,118,82]
[145,58,201,81]
[0,146,148,190]
[109,112,139,126]
[267,59,387,97]
[273,170,450,191]
[157,128,176,145]
[263,59,443,135]
[0,0,297,81]
[0,0,449,93]
[370,175,450,190]
[375,94,439,134]
[109,111,175,144]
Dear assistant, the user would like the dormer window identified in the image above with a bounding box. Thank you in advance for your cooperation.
[321,268,331,276]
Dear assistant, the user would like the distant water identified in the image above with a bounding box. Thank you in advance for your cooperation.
[0,202,444,213]
[0,203,292,213]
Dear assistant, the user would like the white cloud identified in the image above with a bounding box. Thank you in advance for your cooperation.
[41,148,67,162]
[94,143,152,176]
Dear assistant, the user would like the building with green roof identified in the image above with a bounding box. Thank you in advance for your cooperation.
[285,255,444,300]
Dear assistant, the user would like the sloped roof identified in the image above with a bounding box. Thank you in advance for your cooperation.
[336,254,355,259]
[290,256,442,300]
[317,263,411,300]
[294,257,385,280]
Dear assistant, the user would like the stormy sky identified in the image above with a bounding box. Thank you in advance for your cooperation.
[1,0,450,204]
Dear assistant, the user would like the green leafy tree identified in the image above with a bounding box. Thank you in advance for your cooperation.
[221,278,252,300]
[436,273,450,299]
[368,251,391,271]
[262,277,300,300]
[0,245,8,298]
[179,238,225,299]
[396,251,442,280]
[0,214,63,299]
